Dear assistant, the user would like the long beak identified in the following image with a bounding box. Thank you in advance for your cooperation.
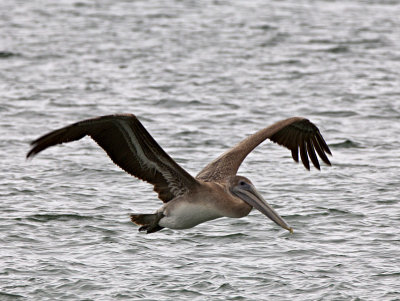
[235,186,293,233]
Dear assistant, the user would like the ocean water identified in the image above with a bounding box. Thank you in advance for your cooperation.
[1,0,400,300]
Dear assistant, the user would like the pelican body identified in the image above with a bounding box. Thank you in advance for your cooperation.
[27,114,331,234]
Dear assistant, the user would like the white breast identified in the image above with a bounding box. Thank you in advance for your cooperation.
[158,201,223,230]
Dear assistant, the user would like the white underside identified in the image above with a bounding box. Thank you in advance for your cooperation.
[158,202,223,230]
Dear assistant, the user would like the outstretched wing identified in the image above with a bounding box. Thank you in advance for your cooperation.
[27,114,200,202]
[196,117,331,182]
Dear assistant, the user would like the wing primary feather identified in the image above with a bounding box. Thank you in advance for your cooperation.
[291,148,299,163]
[316,131,332,155]
[299,134,310,170]
[311,136,331,166]
[27,128,86,158]
[306,138,320,170]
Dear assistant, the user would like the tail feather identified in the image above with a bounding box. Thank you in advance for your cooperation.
[130,213,157,226]
[130,213,164,233]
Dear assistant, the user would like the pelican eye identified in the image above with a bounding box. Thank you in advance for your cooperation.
[239,181,247,186]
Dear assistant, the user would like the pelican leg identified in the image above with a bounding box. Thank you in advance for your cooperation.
[131,211,165,234]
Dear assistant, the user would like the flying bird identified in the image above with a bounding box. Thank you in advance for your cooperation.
[27,114,331,233]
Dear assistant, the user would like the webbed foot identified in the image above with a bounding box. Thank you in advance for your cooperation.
[131,212,165,234]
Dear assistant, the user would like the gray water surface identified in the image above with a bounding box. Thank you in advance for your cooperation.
[1,1,400,300]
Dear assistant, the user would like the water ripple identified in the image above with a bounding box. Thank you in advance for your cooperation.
[2,0,400,300]
[24,213,96,222]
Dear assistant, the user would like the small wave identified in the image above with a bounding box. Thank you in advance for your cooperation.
[374,272,400,278]
[145,13,177,19]
[376,199,398,205]
[0,292,24,300]
[148,84,175,93]
[25,213,95,223]
[154,98,209,108]
[0,51,20,58]
[325,45,350,54]
[288,208,364,220]
[263,59,302,66]
[330,139,361,149]
[252,23,278,31]
[326,208,364,217]
[309,38,386,46]
[187,232,250,240]
[308,38,334,44]
[217,282,235,291]
[316,110,358,117]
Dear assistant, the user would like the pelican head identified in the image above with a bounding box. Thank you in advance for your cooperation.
[229,176,293,233]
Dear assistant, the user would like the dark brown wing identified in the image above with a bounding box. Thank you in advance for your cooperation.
[196,117,331,182]
[27,114,200,202]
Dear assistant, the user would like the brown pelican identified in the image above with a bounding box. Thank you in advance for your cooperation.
[27,114,331,233]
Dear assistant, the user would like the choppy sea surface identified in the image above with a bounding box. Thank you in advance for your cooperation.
[1,0,400,300]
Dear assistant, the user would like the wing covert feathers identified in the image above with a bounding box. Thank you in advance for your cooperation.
[196,117,331,181]
[27,114,199,202]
